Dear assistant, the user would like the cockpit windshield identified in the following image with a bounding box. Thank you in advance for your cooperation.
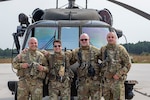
[82,27,109,48]
[25,26,110,50]
[34,27,58,49]
[61,27,79,49]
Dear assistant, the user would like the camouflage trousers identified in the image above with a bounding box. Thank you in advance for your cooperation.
[48,79,71,100]
[77,77,101,100]
[102,79,125,100]
[17,78,43,100]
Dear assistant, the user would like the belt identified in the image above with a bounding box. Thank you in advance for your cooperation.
[78,75,99,82]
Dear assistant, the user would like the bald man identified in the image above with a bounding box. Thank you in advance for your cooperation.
[98,32,131,100]
[70,33,102,100]
[12,37,48,100]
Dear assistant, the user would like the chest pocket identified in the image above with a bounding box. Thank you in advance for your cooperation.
[106,48,121,73]
[49,54,74,82]
[77,48,96,78]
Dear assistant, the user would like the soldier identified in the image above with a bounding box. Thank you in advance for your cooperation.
[12,37,48,100]
[70,33,101,100]
[45,39,74,100]
[98,32,131,100]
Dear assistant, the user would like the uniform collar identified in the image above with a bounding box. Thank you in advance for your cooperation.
[106,44,117,50]
[54,51,63,55]
[28,49,37,53]
[28,49,37,56]
[81,45,91,50]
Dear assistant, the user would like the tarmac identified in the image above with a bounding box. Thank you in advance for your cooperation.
[0,63,150,100]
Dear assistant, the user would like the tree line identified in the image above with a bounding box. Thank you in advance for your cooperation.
[0,48,12,58]
[0,41,150,58]
[122,41,150,55]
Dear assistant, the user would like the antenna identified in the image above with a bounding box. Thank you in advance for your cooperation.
[68,0,75,8]
[86,0,87,9]
[56,0,58,9]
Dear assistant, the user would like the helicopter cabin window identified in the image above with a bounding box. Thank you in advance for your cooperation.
[61,27,79,50]
[82,27,109,48]
[34,27,58,50]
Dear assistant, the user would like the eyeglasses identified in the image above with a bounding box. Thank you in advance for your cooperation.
[80,39,88,41]
[54,45,61,48]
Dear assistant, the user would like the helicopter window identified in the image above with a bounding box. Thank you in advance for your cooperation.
[34,27,58,50]
[61,27,79,49]
[82,27,109,48]
[24,32,32,49]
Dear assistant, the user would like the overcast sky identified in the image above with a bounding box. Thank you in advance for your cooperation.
[0,0,150,49]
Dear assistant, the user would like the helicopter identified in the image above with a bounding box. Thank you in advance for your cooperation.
[5,0,150,100]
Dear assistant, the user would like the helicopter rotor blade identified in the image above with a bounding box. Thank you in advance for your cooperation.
[0,0,10,2]
[107,0,150,20]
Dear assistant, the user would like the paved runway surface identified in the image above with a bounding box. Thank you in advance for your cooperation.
[0,63,150,100]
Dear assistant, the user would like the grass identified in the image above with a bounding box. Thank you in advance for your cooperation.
[0,58,12,63]
[130,54,150,63]
[0,54,150,63]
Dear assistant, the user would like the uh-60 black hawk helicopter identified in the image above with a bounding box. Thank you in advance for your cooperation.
[6,0,150,100]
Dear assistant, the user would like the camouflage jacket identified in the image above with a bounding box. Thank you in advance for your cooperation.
[47,51,74,81]
[13,49,48,80]
[70,45,100,78]
[98,44,131,79]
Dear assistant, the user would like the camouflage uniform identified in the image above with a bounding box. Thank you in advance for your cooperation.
[98,44,131,100]
[70,45,101,100]
[47,52,74,100]
[13,50,48,100]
